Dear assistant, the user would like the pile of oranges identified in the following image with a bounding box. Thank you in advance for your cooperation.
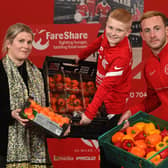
[111,121,168,165]
[23,98,70,127]
[48,73,96,114]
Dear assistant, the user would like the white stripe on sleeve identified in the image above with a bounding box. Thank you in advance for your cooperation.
[105,70,123,77]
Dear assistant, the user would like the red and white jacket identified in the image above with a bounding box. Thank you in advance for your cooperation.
[95,2,111,19]
[131,43,168,121]
[76,3,89,23]
[86,0,97,17]
[78,32,132,119]
[95,2,111,29]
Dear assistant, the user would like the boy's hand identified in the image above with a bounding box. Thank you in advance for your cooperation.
[75,56,80,64]
[80,113,92,125]
[63,125,71,136]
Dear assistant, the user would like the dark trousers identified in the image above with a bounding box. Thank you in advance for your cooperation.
[69,113,122,167]
[0,155,6,168]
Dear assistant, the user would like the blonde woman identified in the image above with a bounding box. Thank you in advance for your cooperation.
[0,23,52,168]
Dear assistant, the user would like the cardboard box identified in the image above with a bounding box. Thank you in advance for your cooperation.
[20,98,70,137]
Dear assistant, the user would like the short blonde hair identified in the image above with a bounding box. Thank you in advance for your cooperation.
[140,11,167,29]
[2,23,34,55]
[107,8,132,28]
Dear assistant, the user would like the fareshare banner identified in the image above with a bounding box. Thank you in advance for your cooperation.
[30,24,100,67]
[47,138,100,168]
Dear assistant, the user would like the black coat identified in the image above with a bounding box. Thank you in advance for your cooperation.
[0,60,13,156]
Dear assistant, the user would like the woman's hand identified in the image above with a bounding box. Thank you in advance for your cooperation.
[11,109,29,126]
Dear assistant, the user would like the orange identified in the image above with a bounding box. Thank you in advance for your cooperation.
[111,131,125,144]
[146,151,161,165]
[134,140,147,150]
[130,146,146,158]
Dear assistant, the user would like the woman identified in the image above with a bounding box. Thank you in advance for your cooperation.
[0,23,52,168]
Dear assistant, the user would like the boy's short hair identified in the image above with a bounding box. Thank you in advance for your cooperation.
[140,11,167,27]
[107,8,132,28]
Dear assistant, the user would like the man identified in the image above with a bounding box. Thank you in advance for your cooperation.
[118,11,168,125]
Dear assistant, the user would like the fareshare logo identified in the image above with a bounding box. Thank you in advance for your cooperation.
[81,138,99,150]
[32,29,49,50]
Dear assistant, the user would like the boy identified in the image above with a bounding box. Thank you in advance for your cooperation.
[75,8,133,168]
[76,8,133,129]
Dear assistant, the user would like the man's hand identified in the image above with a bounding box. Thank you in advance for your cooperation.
[117,110,132,129]
[11,109,29,126]
[80,113,92,125]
